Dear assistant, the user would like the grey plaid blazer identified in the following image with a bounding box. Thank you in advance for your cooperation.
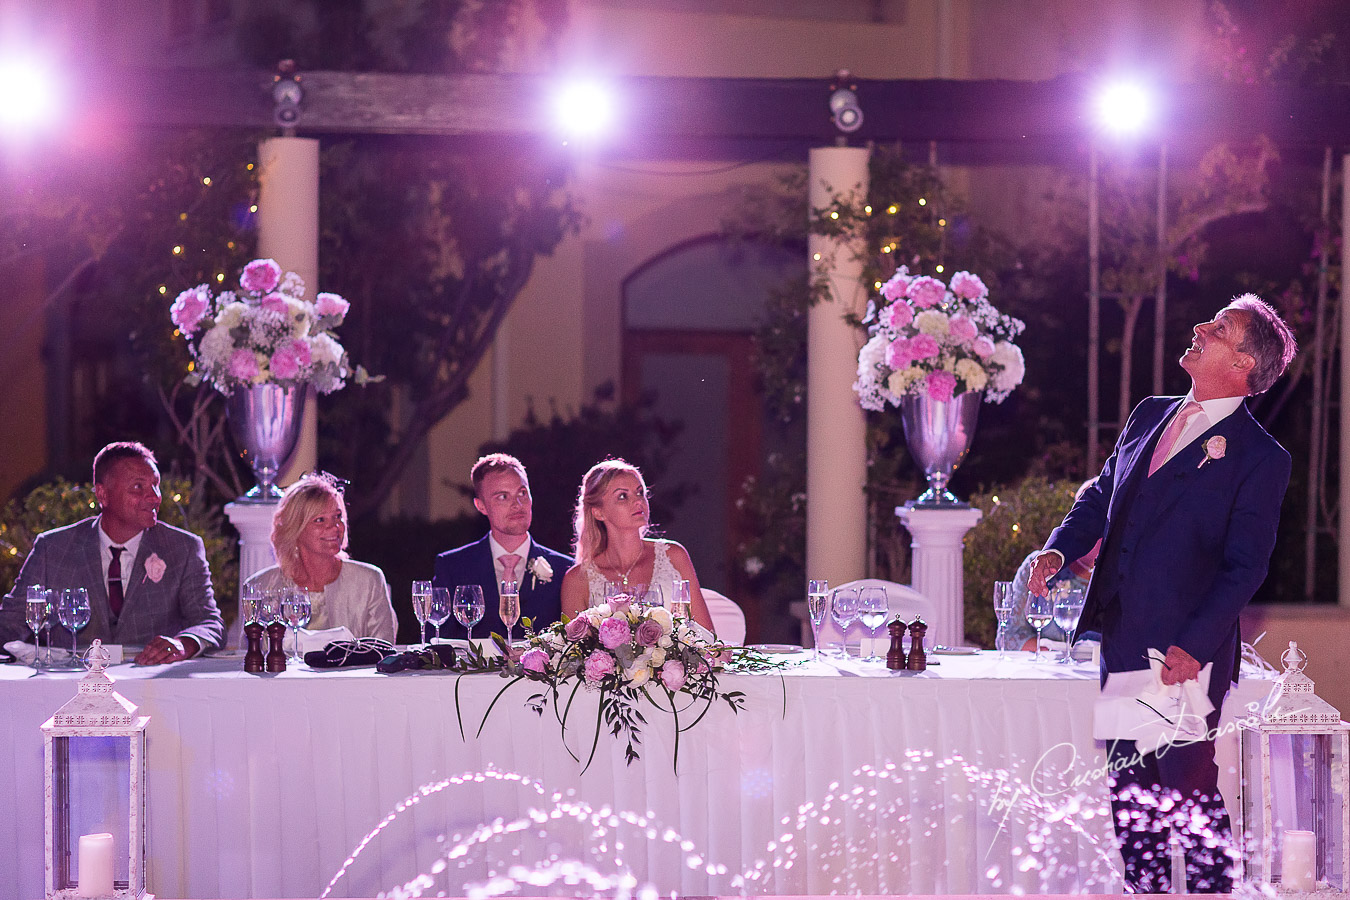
[0,517,224,652]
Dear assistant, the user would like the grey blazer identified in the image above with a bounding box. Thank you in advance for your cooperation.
[0,517,225,652]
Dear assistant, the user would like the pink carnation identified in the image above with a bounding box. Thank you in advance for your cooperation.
[885,337,912,371]
[259,292,289,315]
[973,336,996,359]
[520,648,549,675]
[909,333,941,360]
[564,616,592,642]
[949,271,987,300]
[599,616,632,649]
[584,649,615,683]
[170,286,210,335]
[269,341,308,380]
[659,659,687,691]
[926,370,958,401]
[883,302,914,331]
[635,619,664,648]
[948,315,978,346]
[240,259,282,293]
[879,272,911,301]
[907,276,946,309]
[227,348,259,381]
[315,292,350,320]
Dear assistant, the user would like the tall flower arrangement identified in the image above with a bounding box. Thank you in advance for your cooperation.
[169,258,353,395]
[854,268,1026,409]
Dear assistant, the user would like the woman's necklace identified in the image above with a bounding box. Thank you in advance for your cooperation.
[605,546,646,586]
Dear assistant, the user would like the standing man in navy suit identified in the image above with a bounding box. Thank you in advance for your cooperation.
[1030,294,1296,893]
[433,453,572,641]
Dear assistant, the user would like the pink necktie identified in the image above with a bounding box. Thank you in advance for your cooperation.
[499,553,521,582]
[1148,401,1203,476]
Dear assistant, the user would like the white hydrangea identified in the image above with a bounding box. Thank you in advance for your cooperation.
[197,323,235,368]
[914,309,950,337]
[857,332,889,379]
[887,366,925,395]
[989,341,1026,395]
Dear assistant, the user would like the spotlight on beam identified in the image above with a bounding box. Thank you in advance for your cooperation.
[0,52,62,135]
[551,77,616,143]
[1092,79,1154,138]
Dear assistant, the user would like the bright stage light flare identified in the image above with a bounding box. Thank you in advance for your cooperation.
[0,53,62,134]
[1093,80,1153,137]
[551,78,615,141]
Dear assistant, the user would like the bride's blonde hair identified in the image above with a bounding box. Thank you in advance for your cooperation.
[572,459,648,566]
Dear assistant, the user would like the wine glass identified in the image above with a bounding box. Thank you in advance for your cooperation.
[499,580,521,642]
[604,580,635,610]
[636,584,662,612]
[857,586,890,657]
[427,588,452,645]
[992,581,1014,658]
[58,588,91,665]
[1025,591,1053,663]
[669,579,691,621]
[829,587,860,656]
[453,585,485,646]
[25,586,50,667]
[282,590,312,665]
[1053,589,1087,664]
[240,581,264,625]
[806,579,829,659]
[258,588,284,628]
[411,580,432,648]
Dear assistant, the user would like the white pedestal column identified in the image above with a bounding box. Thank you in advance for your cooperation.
[896,505,982,649]
[224,501,280,649]
[806,145,870,586]
[257,136,320,483]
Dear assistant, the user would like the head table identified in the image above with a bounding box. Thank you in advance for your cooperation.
[0,648,1273,899]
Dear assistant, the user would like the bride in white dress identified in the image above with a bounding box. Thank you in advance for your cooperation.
[560,459,716,632]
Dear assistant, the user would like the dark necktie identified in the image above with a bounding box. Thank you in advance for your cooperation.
[108,546,126,618]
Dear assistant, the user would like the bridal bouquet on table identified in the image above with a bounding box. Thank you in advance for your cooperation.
[169,258,367,395]
[854,267,1026,409]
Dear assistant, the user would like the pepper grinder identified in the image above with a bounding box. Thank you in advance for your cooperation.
[886,617,907,670]
[243,621,265,673]
[265,621,288,672]
[906,618,928,671]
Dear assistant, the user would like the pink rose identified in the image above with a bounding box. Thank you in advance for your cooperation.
[520,648,549,675]
[949,271,987,300]
[635,619,663,647]
[1198,435,1227,468]
[659,659,687,691]
[973,336,996,359]
[315,292,350,320]
[883,302,914,331]
[584,649,615,683]
[270,344,301,380]
[227,348,259,380]
[908,333,940,360]
[879,271,911,301]
[948,315,978,346]
[907,276,946,309]
[564,616,592,642]
[259,292,289,315]
[598,617,632,649]
[926,370,958,401]
[885,337,912,371]
[240,259,282,293]
[170,286,210,335]
[142,553,166,584]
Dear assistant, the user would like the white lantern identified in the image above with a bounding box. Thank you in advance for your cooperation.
[41,640,149,899]
[1236,641,1350,892]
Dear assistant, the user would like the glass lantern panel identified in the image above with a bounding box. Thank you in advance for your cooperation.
[1243,732,1348,888]
[55,735,133,890]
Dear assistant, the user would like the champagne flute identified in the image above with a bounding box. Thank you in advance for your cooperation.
[453,585,485,646]
[829,587,860,657]
[411,580,432,648]
[1053,590,1087,664]
[282,590,312,665]
[240,581,264,625]
[857,586,890,657]
[807,579,829,659]
[58,588,91,665]
[992,581,1014,658]
[427,587,452,645]
[669,579,692,621]
[499,580,521,643]
[1026,591,1053,663]
[25,586,50,668]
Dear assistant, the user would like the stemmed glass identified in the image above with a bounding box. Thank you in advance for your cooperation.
[1053,589,1087,664]
[806,579,829,659]
[636,585,662,612]
[1025,591,1053,663]
[669,579,691,620]
[282,590,312,666]
[240,582,264,625]
[58,588,91,666]
[25,586,51,667]
[499,580,521,643]
[453,585,485,646]
[427,588,452,645]
[411,580,433,648]
[604,580,636,609]
[857,586,890,658]
[829,587,860,657]
[992,581,1014,658]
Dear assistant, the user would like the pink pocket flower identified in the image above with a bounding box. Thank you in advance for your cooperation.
[240,258,282,293]
[584,649,615,683]
[143,553,167,584]
[1198,435,1227,468]
[926,369,958,401]
[599,616,633,649]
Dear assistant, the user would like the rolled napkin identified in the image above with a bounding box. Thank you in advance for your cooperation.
[375,643,458,674]
[304,638,395,669]
[297,626,356,654]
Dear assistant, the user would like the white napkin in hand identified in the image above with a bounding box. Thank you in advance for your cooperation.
[297,626,356,654]
[1093,652,1213,754]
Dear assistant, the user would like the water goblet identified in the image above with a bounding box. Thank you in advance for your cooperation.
[636,584,662,612]
[25,586,51,667]
[604,580,635,610]
[857,586,890,657]
[806,579,829,659]
[411,580,433,647]
[1053,589,1087,664]
[58,588,91,665]
[240,581,264,625]
[258,588,284,627]
[282,590,312,665]
[669,579,692,621]
[829,587,860,656]
[1025,591,1053,663]
[453,584,486,647]
[427,588,452,645]
[992,581,1014,658]
[499,580,521,642]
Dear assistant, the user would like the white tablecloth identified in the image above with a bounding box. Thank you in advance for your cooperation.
[0,650,1274,899]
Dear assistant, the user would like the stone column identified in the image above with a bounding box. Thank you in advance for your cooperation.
[223,501,279,648]
[896,505,983,649]
[806,145,870,587]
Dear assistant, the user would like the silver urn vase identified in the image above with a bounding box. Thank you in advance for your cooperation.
[899,391,981,507]
[226,384,309,501]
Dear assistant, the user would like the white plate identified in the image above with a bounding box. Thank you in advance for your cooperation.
[749,643,804,654]
[931,645,980,656]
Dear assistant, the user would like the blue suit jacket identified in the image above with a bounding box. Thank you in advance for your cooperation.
[1046,396,1290,709]
[432,535,572,640]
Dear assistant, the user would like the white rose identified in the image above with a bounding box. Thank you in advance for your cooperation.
[650,647,666,667]
[990,341,1026,392]
[646,607,673,632]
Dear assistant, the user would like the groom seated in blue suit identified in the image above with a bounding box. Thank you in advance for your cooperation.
[433,453,572,641]
[1030,294,1296,893]
[0,441,224,665]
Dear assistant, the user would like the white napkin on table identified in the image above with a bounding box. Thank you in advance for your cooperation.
[1093,652,1213,754]
[297,626,356,654]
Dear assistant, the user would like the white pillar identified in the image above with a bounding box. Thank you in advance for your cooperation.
[223,501,279,648]
[807,145,870,587]
[257,136,320,483]
[896,505,983,649]
[1340,153,1350,608]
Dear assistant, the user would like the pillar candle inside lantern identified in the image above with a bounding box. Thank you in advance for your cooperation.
[1281,829,1317,891]
[77,831,115,897]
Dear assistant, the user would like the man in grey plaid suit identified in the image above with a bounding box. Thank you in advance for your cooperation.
[0,442,224,665]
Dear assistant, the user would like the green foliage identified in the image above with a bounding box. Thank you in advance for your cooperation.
[0,478,238,617]
[961,477,1082,647]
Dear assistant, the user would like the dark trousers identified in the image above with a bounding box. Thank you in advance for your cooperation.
[1107,725,1238,893]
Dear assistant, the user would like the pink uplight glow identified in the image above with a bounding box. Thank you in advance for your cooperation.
[0,51,63,136]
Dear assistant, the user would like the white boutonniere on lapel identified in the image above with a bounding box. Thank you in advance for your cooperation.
[1198,435,1227,469]
[529,556,553,589]
[143,552,167,583]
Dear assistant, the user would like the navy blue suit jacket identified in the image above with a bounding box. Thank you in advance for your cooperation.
[432,535,572,640]
[1047,396,1289,710]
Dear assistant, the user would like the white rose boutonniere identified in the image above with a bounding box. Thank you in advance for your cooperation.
[529,556,553,589]
[143,553,167,584]
[1198,435,1227,469]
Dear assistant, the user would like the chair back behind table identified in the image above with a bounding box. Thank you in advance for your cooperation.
[817,578,936,648]
[702,588,746,645]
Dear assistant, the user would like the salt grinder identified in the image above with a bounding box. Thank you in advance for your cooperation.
[906,618,928,671]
